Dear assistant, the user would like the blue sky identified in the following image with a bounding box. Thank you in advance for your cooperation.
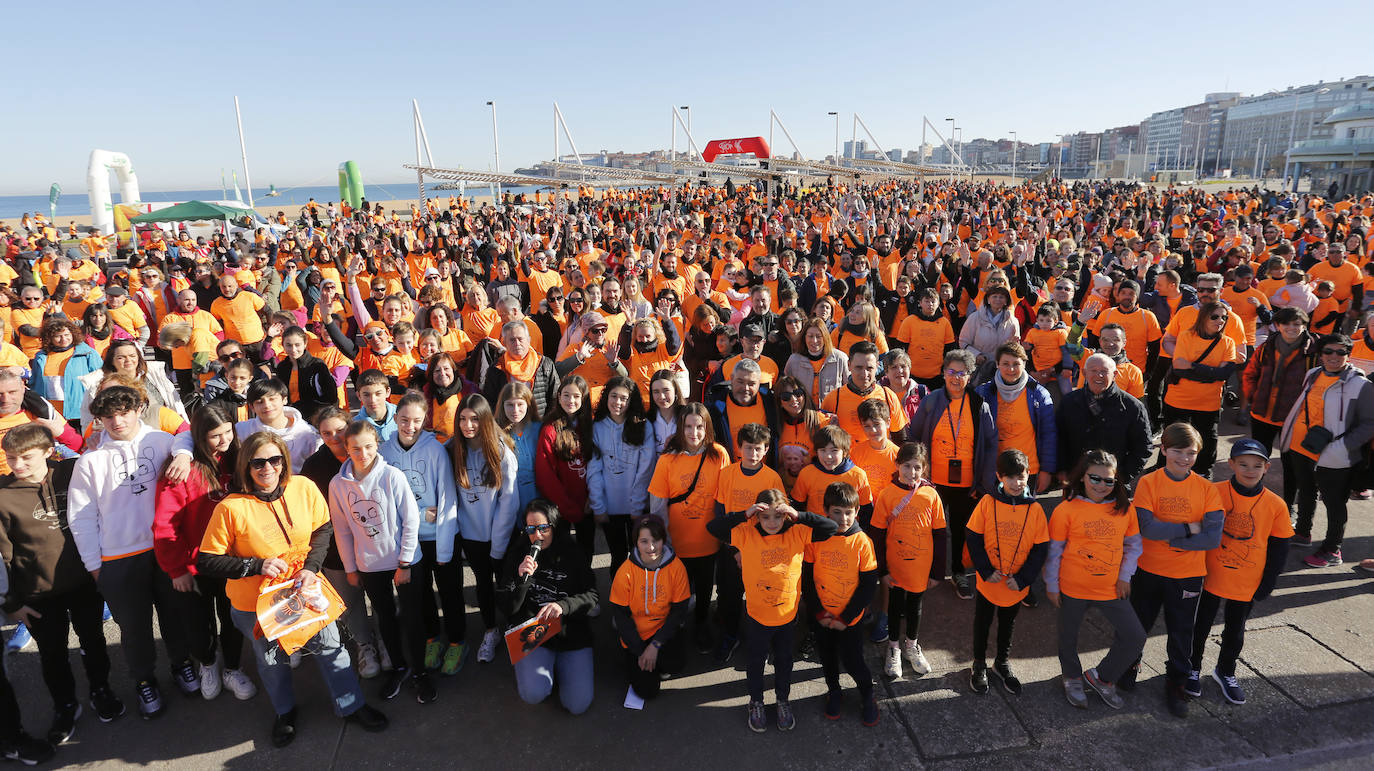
[7,0,1370,195]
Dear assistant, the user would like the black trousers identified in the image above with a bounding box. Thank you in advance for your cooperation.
[97,550,189,682]
[27,583,112,708]
[1160,405,1220,478]
[743,616,795,703]
[1129,569,1203,683]
[1250,419,1296,511]
[359,570,425,673]
[0,639,23,744]
[887,586,925,642]
[1146,357,1172,428]
[972,592,1019,665]
[813,619,873,699]
[416,538,466,642]
[601,516,633,578]
[680,554,717,628]
[458,539,499,630]
[556,518,598,569]
[622,634,686,700]
[1290,452,1353,551]
[936,484,977,575]
[715,548,744,638]
[1190,590,1252,678]
[168,574,243,670]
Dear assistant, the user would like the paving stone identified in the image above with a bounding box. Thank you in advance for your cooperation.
[1239,626,1374,708]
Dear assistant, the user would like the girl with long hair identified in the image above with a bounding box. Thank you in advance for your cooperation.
[587,376,657,577]
[451,394,519,664]
[535,376,595,564]
[497,382,541,509]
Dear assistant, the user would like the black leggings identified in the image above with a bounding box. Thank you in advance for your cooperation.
[416,537,466,642]
[887,586,925,642]
[973,593,1020,665]
[1190,590,1252,678]
[936,484,977,575]
[360,569,425,672]
[813,619,872,699]
[715,548,744,638]
[602,516,633,578]
[743,616,795,703]
[459,539,499,630]
[172,574,243,670]
[1160,405,1220,477]
[1290,452,1354,551]
[557,518,598,569]
[680,554,717,627]
[622,634,686,700]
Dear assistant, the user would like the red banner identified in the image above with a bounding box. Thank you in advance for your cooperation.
[701,137,771,163]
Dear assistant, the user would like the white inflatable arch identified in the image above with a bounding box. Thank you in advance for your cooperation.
[87,149,141,235]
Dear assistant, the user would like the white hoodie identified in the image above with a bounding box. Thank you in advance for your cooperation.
[170,405,322,473]
[68,425,175,571]
[328,456,421,573]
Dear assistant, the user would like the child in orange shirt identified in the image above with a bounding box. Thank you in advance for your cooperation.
[1311,280,1341,334]
[791,425,873,519]
[802,482,880,725]
[1187,439,1292,706]
[1044,448,1145,710]
[1023,305,1071,396]
[870,443,946,680]
[966,449,1049,696]
[609,517,691,703]
[707,489,837,733]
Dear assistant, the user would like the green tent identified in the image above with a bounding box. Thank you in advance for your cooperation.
[130,200,254,223]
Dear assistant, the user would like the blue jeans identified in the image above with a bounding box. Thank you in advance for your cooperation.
[229,607,365,717]
[514,646,594,715]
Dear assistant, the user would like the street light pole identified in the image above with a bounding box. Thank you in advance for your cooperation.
[680,106,691,136]
[485,100,500,202]
[828,111,839,164]
[1009,130,1017,184]
[1283,87,1328,191]
[945,117,955,182]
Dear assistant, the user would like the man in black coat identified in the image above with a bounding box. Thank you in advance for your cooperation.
[1056,353,1152,488]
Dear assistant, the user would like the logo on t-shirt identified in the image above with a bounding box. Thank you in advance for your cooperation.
[115,448,159,496]
[347,491,383,538]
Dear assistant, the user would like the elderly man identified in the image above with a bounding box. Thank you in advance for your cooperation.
[479,321,559,418]
[0,370,81,474]
[210,273,266,360]
[1056,353,1152,488]
[556,314,627,407]
[705,357,780,463]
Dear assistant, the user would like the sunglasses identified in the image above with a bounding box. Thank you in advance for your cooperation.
[1321,348,1350,356]
[523,523,553,535]
[1086,473,1116,486]
[548,296,564,302]
[568,297,585,304]
[1197,287,1219,293]
[219,351,243,362]
[371,285,386,292]
[363,331,384,340]
[944,369,971,378]
[1209,314,1227,322]
[249,455,285,471]
[779,390,805,400]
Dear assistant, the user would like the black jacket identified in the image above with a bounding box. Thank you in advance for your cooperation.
[497,530,598,652]
[470,339,561,419]
[1056,383,1152,487]
[273,352,339,423]
[705,381,782,466]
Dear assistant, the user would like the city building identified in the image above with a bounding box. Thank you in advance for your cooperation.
[1287,103,1374,195]
[1221,76,1371,177]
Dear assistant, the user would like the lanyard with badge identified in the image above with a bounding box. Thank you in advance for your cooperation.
[991,498,1029,576]
[944,395,966,485]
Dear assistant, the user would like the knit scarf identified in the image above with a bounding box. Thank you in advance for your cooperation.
[994,370,1028,403]
[499,349,541,384]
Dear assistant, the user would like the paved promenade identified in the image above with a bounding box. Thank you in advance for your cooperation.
[24,425,1374,770]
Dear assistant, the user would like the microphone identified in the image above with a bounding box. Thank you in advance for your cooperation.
[520,542,542,584]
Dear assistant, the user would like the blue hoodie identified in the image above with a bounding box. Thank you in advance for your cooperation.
[354,402,398,442]
[587,417,656,518]
[380,431,458,562]
[327,456,420,573]
[507,423,540,510]
[454,441,520,560]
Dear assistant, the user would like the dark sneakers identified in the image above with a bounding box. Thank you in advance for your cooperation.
[714,634,740,664]
[692,624,714,655]
[271,709,297,748]
[0,733,55,766]
[1117,663,1140,692]
[380,668,410,700]
[135,679,164,720]
[413,672,438,705]
[345,704,388,733]
[1213,669,1247,705]
[991,661,1023,696]
[952,574,974,600]
[970,662,989,694]
[89,686,125,722]
[46,702,80,746]
[1166,681,1191,718]
[861,696,880,727]
[1183,669,1203,698]
[823,690,843,720]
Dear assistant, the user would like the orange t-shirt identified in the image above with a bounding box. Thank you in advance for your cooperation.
[1288,371,1340,461]
[1023,326,1068,373]
[804,529,877,626]
[791,463,872,517]
[1165,330,1237,412]
[1132,468,1223,579]
[821,384,908,445]
[1089,307,1161,371]
[1220,287,1271,346]
[731,518,815,626]
[1204,482,1294,602]
[720,354,777,386]
[1165,306,1246,361]
[927,394,976,487]
[850,439,899,498]
[1307,260,1362,311]
[647,447,730,559]
[993,392,1040,475]
[870,482,946,593]
[609,556,691,643]
[715,463,784,515]
[1048,497,1139,602]
[967,494,1049,607]
[895,315,954,379]
[210,292,266,344]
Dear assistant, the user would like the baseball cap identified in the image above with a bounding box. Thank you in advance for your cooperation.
[739,319,765,340]
[104,285,127,297]
[1229,439,1269,461]
[423,267,440,279]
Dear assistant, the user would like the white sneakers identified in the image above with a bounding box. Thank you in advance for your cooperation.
[221,668,257,700]
[884,644,902,678]
[903,640,931,675]
[356,643,381,679]
[199,658,223,700]
[477,629,501,663]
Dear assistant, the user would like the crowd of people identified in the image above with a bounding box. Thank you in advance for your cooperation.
[0,175,1370,761]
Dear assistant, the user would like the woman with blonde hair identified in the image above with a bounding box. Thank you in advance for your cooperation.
[785,317,849,406]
